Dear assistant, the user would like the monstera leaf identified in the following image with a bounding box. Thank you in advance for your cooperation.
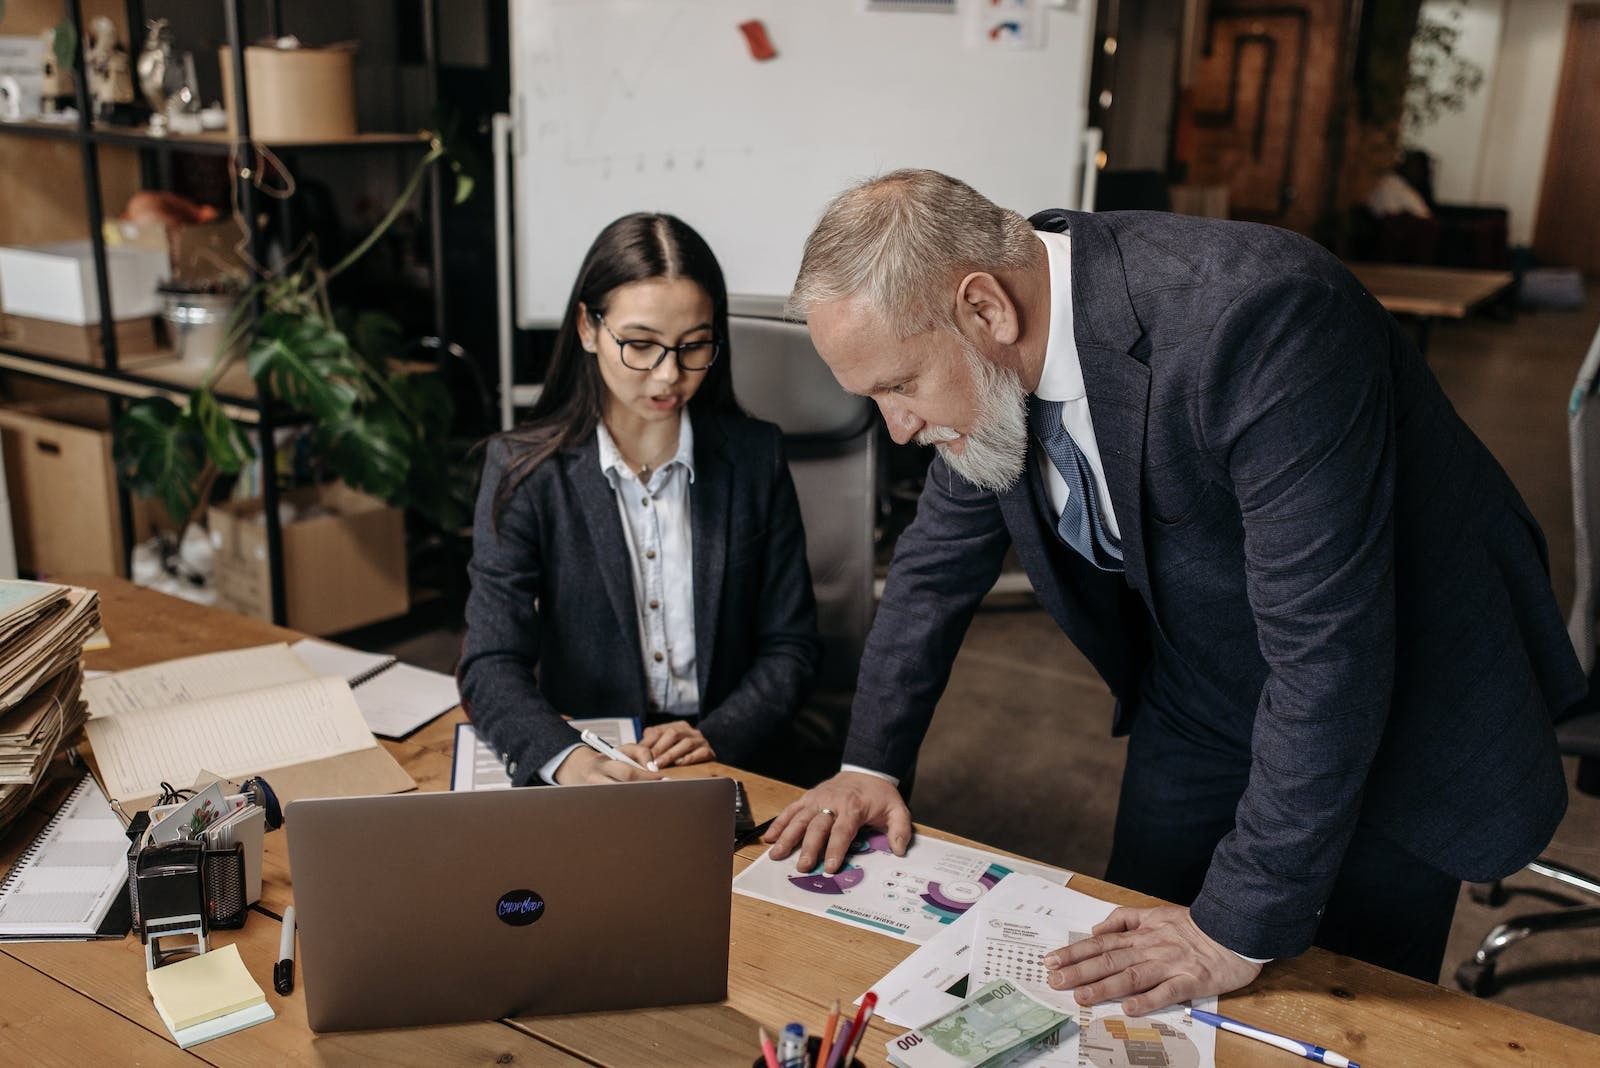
[313,403,412,503]
[191,388,256,476]
[113,396,208,525]
[246,313,366,422]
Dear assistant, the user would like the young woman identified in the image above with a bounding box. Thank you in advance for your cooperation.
[459,213,821,786]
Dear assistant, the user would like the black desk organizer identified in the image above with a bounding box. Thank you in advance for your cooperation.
[127,832,249,932]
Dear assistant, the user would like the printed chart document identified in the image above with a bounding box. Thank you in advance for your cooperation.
[870,875,1217,1068]
[0,776,130,940]
[290,638,461,739]
[82,644,414,810]
[733,833,1070,944]
[451,718,640,791]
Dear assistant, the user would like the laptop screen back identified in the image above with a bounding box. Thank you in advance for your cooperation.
[286,778,734,1032]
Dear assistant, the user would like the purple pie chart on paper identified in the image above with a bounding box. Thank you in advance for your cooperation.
[788,865,866,895]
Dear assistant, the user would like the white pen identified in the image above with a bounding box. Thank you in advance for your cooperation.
[274,906,296,995]
[579,729,658,773]
[1185,1006,1359,1068]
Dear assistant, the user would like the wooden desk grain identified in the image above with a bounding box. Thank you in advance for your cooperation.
[7,574,1597,1066]
[1347,261,1515,319]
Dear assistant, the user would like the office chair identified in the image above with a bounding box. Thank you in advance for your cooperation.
[728,299,878,782]
[1453,321,1600,997]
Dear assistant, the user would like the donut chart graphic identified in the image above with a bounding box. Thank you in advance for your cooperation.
[781,839,1017,926]
[920,862,1012,923]
[788,865,866,895]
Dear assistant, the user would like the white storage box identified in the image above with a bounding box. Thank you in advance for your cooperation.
[0,240,170,325]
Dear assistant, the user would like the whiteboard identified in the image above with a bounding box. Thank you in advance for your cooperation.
[510,0,1095,326]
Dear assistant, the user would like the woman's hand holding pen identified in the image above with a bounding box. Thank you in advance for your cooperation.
[639,721,717,767]
[552,743,663,785]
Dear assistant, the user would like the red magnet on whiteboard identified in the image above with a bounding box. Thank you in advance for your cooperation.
[739,19,777,61]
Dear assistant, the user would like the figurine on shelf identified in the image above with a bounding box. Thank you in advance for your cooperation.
[87,16,136,122]
[39,26,73,114]
[136,18,180,134]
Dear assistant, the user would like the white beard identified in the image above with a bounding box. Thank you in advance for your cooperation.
[914,340,1030,493]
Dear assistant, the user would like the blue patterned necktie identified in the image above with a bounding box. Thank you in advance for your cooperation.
[1029,395,1124,572]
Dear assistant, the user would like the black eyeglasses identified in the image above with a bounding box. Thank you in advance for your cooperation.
[594,314,721,372]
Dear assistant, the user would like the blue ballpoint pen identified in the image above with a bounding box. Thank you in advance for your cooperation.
[1185,1007,1360,1068]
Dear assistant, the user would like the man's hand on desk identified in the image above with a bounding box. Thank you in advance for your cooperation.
[639,721,717,767]
[762,770,912,874]
[1043,905,1261,1016]
[552,744,663,785]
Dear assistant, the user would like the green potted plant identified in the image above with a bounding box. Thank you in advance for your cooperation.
[114,121,479,538]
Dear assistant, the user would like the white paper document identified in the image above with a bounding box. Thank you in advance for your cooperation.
[733,833,1071,945]
[291,638,460,738]
[452,718,640,791]
[870,875,1217,1067]
[84,644,313,719]
[85,675,377,805]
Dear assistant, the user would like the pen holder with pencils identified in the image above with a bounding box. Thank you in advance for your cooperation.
[751,1036,865,1068]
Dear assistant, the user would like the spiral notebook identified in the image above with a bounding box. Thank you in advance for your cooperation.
[0,775,131,940]
[290,639,461,739]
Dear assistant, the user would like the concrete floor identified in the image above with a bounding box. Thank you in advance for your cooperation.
[377,289,1600,1035]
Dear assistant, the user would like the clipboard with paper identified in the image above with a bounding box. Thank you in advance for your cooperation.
[81,644,415,812]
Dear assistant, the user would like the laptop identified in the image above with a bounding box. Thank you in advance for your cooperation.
[286,778,734,1032]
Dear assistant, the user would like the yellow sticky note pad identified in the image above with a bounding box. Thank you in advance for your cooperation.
[147,943,266,1032]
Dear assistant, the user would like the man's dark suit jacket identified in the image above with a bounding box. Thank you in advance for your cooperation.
[459,409,821,784]
[845,209,1586,959]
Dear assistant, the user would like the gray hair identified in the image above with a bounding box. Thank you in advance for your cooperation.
[788,169,1038,337]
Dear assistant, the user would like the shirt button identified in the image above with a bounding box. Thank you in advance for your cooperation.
[649,599,660,610]
[645,549,657,560]
[641,497,650,507]
[653,651,664,663]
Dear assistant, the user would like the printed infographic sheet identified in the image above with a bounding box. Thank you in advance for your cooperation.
[873,875,1217,1068]
[733,832,1070,944]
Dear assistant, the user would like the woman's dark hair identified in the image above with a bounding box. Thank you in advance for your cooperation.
[491,213,741,516]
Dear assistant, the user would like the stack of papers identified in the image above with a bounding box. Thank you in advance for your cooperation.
[0,581,101,833]
[146,943,273,1048]
[81,643,415,811]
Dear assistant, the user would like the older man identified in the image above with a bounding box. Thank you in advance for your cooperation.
[763,169,1584,1010]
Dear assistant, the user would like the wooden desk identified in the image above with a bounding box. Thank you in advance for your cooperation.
[5,576,1599,1066]
[1347,261,1515,355]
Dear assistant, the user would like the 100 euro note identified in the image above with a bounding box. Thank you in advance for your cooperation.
[886,978,1074,1068]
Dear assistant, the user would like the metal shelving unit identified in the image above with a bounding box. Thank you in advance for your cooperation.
[0,0,444,625]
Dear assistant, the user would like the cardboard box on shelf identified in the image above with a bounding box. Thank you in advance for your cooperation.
[0,240,169,324]
[209,482,407,636]
[0,312,160,365]
[219,43,357,142]
[105,219,247,285]
[0,394,173,578]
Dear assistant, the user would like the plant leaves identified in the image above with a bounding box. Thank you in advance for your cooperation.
[350,311,404,370]
[191,388,256,475]
[432,103,482,206]
[113,397,207,524]
[314,404,412,502]
[247,312,366,420]
[387,368,456,440]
